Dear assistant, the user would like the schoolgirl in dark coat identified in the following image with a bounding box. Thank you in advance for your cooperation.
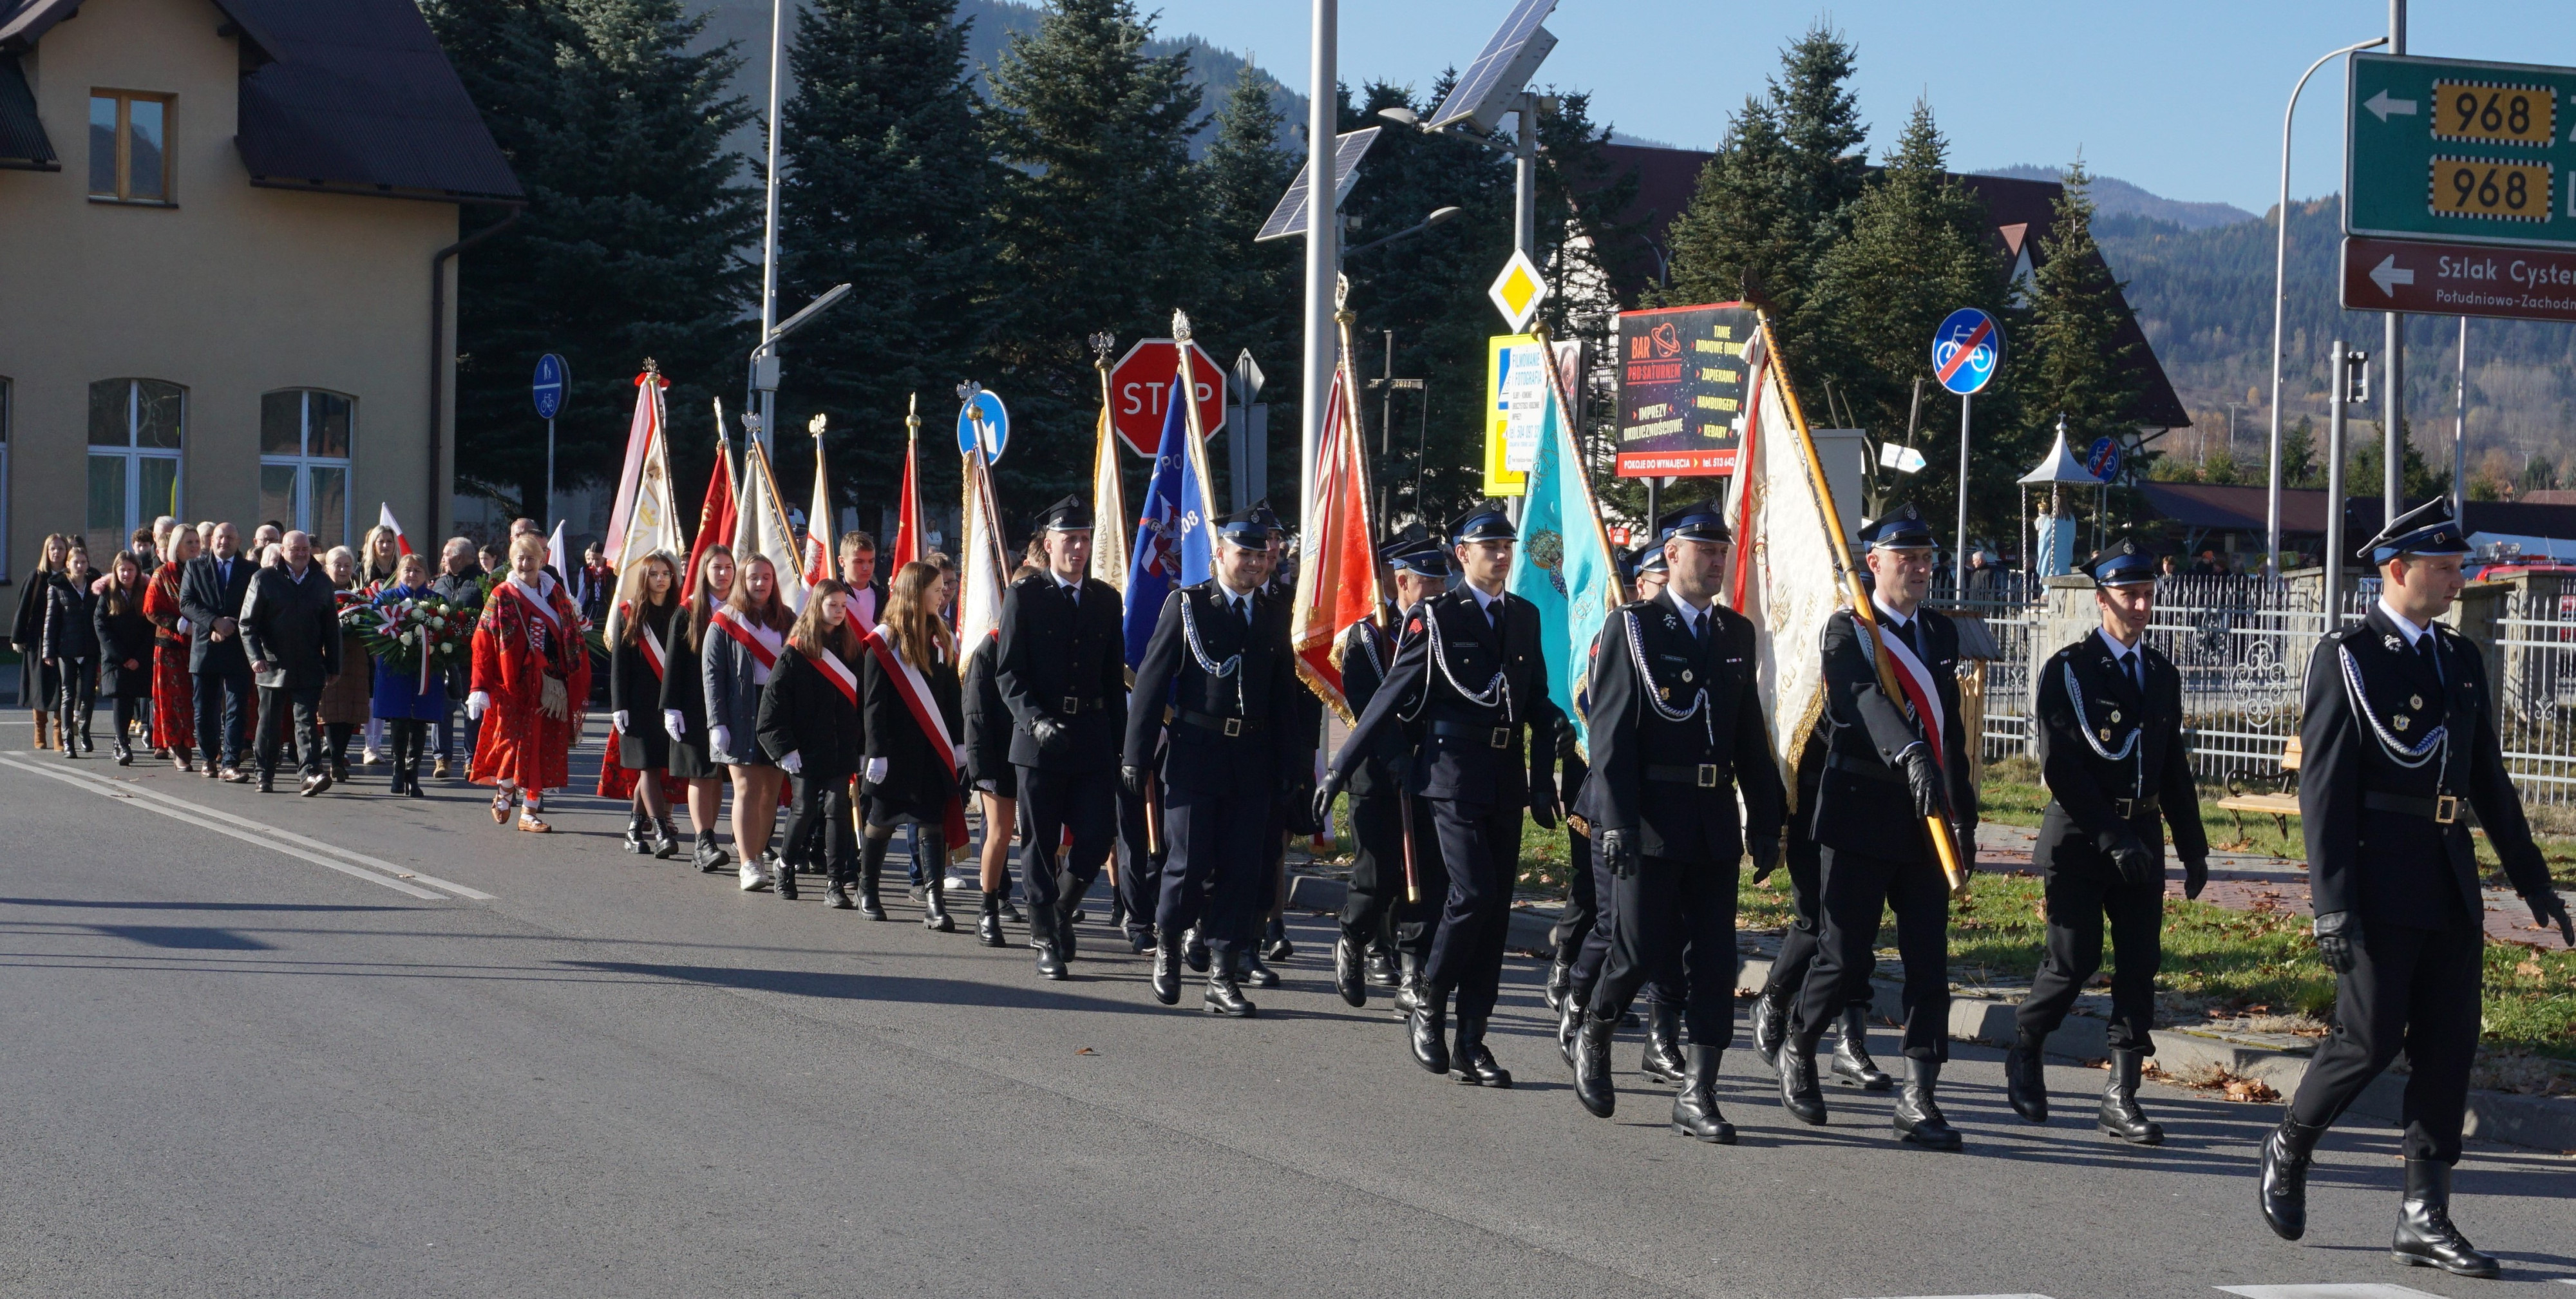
[607,552,682,857]
[659,547,734,871]
[43,549,100,757]
[93,551,156,764]
[858,561,968,929]
[757,578,866,905]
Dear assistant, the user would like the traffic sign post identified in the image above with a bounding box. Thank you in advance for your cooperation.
[955,386,1008,464]
[2085,436,2123,483]
[2346,53,2576,251]
[533,354,568,528]
[1108,339,1226,456]
[1930,308,2002,591]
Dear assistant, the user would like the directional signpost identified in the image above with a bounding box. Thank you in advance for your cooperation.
[2341,233,2576,323]
[1931,308,2002,590]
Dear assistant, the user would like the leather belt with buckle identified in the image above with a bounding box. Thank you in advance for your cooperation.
[1430,721,1513,750]
[1179,709,1263,737]
[2112,795,2161,819]
[1647,763,1731,788]
[1824,752,1904,784]
[2365,790,2463,824]
[1059,696,1104,714]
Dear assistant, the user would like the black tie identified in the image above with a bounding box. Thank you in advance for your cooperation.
[2419,632,2441,685]
[2127,653,2143,696]
[1238,596,1252,629]
[1486,599,1501,632]
[1689,609,1707,649]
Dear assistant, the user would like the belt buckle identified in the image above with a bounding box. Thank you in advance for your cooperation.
[2114,797,2136,819]
[1696,764,1720,788]
[1488,726,1510,750]
[2435,794,2461,824]
[1222,717,1242,737]
[1061,696,1081,714]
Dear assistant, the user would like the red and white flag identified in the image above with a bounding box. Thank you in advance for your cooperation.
[733,433,809,612]
[890,421,923,572]
[954,437,1010,679]
[802,425,835,591]
[1289,321,1385,719]
[377,503,413,557]
[685,402,739,600]
[603,367,669,569]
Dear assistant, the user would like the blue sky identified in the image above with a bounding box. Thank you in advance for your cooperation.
[1142,1,2576,216]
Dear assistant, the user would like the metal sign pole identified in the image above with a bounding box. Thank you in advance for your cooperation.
[2382,0,2405,521]
[1955,393,1971,593]
[2326,343,2349,623]
[1514,91,1536,257]
[1302,0,1336,533]
[2452,316,2467,520]
[545,416,555,528]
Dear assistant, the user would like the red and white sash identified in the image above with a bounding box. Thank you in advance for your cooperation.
[863,624,969,847]
[498,575,562,631]
[806,643,860,708]
[1860,607,1946,766]
[710,605,784,680]
[620,602,668,680]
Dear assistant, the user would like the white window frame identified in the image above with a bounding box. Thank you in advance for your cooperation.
[88,378,184,558]
[259,388,354,548]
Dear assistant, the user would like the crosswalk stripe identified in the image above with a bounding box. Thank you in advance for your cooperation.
[2218,1285,2448,1299]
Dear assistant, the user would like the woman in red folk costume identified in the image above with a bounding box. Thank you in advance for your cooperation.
[142,524,200,770]
[602,550,683,857]
[756,578,864,905]
[467,532,591,831]
[858,560,969,929]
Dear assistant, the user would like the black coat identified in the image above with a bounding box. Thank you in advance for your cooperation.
[1124,582,1303,797]
[42,576,99,661]
[1331,583,1560,808]
[1810,604,1977,860]
[178,553,257,675]
[1577,592,1786,862]
[993,571,1127,770]
[95,583,157,699]
[611,600,680,770]
[960,635,1010,786]
[2032,632,2207,871]
[2299,604,2552,927]
[239,563,341,690]
[428,570,486,695]
[10,569,53,653]
[1334,607,1413,798]
[862,636,966,821]
[756,645,864,781]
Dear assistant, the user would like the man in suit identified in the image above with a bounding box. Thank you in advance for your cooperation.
[180,521,258,780]
[996,497,1130,980]
[239,530,342,795]
[429,537,486,778]
[1569,505,1787,1141]
[2257,498,2571,1276]
[1123,510,1303,1015]
[1776,505,1978,1148]
[1329,533,1448,1010]
[1315,505,1562,1088]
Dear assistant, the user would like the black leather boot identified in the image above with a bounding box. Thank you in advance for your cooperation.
[1183,925,1209,973]
[1573,1014,1617,1117]
[2003,1027,2050,1123]
[774,850,799,900]
[1831,1005,1896,1090]
[1364,943,1397,988]
[1544,955,1573,1012]
[1031,904,1068,980]
[2259,1114,2328,1240]
[693,832,725,873]
[1333,934,1367,1007]
[1750,991,1787,1070]
[1150,935,1181,1005]
[1892,1058,1963,1150]
[1452,1015,1510,1087]
[651,817,680,857]
[922,873,954,932]
[1641,1003,1686,1084]
[623,811,649,853]
[825,862,855,909]
[1392,954,1425,1018]
[2392,1158,2498,1278]
[1557,990,1583,1069]
[1672,1045,1736,1144]
[1054,896,1081,963]
[857,839,887,920]
[1242,945,1280,989]
[1203,949,1255,1017]
[978,893,1007,947]
[1777,1034,1828,1126]
[1408,987,1451,1074]
[2098,1048,2163,1144]
[1264,915,1293,961]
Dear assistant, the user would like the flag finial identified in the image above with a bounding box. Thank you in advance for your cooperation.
[1090,332,1116,366]
[1171,310,1193,343]
[808,412,827,436]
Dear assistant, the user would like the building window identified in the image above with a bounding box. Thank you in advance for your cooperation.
[88,90,172,204]
[260,390,353,551]
[87,379,184,559]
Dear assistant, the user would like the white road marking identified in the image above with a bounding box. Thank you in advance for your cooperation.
[2219,1286,2447,1299]
[1852,1294,2054,1299]
[0,757,453,901]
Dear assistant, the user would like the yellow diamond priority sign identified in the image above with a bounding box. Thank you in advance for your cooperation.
[1487,249,1549,332]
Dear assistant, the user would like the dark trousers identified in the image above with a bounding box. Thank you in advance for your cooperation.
[783,773,856,875]
[194,667,253,768]
[1795,844,1951,1061]
[2015,839,2164,1052]
[1343,792,1448,958]
[52,658,95,741]
[1015,763,1115,920]
[1115,780,1162,938]
[1159,786,1269,956]
[1587,854,1740,1045]
[438,694,479,761]
[254,684,323,779]
[1569,839,1682,1007]
[2289,916,2484,1164]
[112,696,143,744]
[1552,757,1595,963]
[1423,797,1519,1022]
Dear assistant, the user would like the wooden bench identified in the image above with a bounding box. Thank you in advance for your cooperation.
[2215,737,2302,839]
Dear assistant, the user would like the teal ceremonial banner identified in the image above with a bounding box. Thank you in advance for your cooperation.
[1504,345,1625,756]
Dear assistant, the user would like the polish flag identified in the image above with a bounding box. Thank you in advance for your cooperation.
[685,401,739,600]
[802,426,835,591]
[377,503,413,556]
[889,422,922,572]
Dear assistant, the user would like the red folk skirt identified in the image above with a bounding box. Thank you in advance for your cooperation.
[149,639,194,750]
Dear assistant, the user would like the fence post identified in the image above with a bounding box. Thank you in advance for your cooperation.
[2025,575,2096,757]
[2452,573,2513,699]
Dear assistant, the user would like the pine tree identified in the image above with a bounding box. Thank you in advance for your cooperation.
[983,0,1211,504]
[2019,160,2144,473]
[772,0,995,527]
[427,0,759,522]
[1193,68,1300,507]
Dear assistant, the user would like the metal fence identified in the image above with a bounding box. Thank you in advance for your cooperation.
[1930,574,2041,760]
[2494,574,2576,805]
[2142,577,2327,784]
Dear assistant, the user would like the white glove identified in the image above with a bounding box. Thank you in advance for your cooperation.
[176,617,191,636]
[663,708,686,742]
[779,750,803,775]
[710,725,732,759]
[864,756,887,785]
[466,690,489,720]
[612,710,630,733]
[951,743,970,769]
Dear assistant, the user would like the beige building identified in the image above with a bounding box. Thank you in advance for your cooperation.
[0,0,516,573]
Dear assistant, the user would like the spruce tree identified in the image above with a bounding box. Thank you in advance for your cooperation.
[2019,160,2144,473]
[773,0,994,526]
[983,0,1211,503]
[1194,69,1300,507]
[426,0,759,522]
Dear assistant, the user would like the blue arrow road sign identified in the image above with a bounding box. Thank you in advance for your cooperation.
[1929,308,2002,396]
[2086,436,2123,482]
[956,389,1009,464]
[532,354,568,420]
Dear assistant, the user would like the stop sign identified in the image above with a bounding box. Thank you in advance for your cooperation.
[1109,339,1226,455]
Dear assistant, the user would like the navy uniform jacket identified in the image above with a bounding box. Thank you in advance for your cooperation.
[994,571,1128,771]
[2032,632,2207,866]
[2299,605,2551,927]
[1578,592,1786,862]
[1811,604,1976,859]
[1124,581,1302,797]
[1331,583,1560,808]
[1336,605,1416,798]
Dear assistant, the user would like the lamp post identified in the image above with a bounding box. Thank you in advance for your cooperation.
[1302,0,1336,537]
[743,282,853,453]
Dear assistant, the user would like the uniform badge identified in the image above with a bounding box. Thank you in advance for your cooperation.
[2109,710,2121,724]
[2383,634,2403,651]
[1681,670,1694,683]
[2410,694,2423,709]
[1658,687,1671,701]
[2394,714,2411,732]
[2098,728,2113,743]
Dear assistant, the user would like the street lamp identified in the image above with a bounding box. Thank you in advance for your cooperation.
[1343,206,1462,258]
[1376,97,1554,258]
[743,281,853,451]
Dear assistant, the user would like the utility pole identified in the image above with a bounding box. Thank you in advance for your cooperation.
[2383,0,2407,521]
[1301,0,1336,535]
[752,0,786,454]
[1513,92,1537,258]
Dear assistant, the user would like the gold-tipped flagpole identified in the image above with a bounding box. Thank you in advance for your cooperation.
[1760,312,1971,898]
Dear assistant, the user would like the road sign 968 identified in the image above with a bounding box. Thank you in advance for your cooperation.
[2432,81,2555,146]
[2430,156,2552,222]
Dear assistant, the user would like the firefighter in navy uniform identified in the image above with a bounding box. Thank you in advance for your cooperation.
[2257,498,2572,1278]
[1567,506,1786,1141]
[994,496,1130,981]
[1776,506,1977,1149]
[1314,505,1562,1086]
[1123,509,1304,1016]
[1330,533,1450,1010]
[1545,542,1663,1015]
[2004,538,2210,1144]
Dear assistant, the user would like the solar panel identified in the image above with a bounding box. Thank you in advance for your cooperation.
[1253,127,1383,243]
[1427,0,1559,133]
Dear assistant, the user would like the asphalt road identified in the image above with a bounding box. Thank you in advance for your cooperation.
[1,737,2567,1299]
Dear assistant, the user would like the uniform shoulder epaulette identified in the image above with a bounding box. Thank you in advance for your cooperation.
[1009,573,1046,591]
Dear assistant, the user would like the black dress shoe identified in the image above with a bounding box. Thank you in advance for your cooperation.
[1332,936,1367,1007]
[1573,1016,1617,1117]
[2098,1048,2163,1144]
[1183,927,1210,973]
[1408,995,1450,1075]
[1672,1045,1736,1144]
[978,907,1007,948]
[115,743,134,766]
[1891,1059,1963,1150]
[1830,1005,1897,1091]
[1127,929,1154,954]
[1640,1003,1686,1084]
[623,813,650,853]
[826,879,856,909]
[1750,994,1786,1070]
[2259,1116,2326,1241]
[1203,965,1255,1017]
[693,837,725,873]
[256,774,275,793]
[1452,1018,1510,1088]
[1777,1043,1828,1126]
[1543,956,1571,1012]
[2003,1029,2050,1122]
[300,772,332,797]
[1150,940,1181,1005]
[2392,1159,2499,1278]
[775,864,799,900]
[651,819,681,858]
[1363,947,1398,988]
[1242,952,1280,989]
[1034,940,1068,981]
[1000,898,1025,924]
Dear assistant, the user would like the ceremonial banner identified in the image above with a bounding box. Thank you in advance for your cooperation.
[1088,404,1129,594]
[1121,362,1216,670]
[1503,331,1625,755]
[376,503,414,557]
[955,441,1010,679]
[1289,318,1383,719]
[889,416,923,571]
[603,367,670,567]
[608,373,686,635]
[732,434,810,611]
[803,432,837,591]
[683,404,737,600]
